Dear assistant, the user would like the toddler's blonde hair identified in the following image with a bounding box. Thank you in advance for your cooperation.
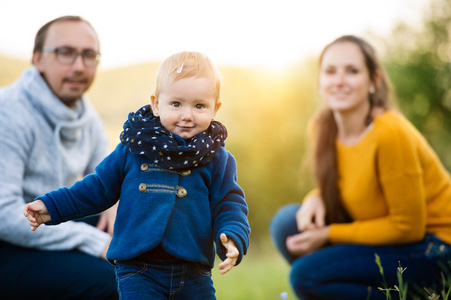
[153,51,222,102]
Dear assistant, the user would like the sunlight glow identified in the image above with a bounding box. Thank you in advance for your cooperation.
[0,0,425,69]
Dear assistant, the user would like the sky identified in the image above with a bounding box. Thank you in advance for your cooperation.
[0,0,426,70]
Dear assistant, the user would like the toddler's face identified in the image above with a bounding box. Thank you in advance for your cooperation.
[151,77,221,139]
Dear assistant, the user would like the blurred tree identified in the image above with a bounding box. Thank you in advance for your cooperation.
[382,0,451,169]
[218,64,319,242]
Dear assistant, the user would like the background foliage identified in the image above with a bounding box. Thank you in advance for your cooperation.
[382,0,451,168]
[1,0,450,297]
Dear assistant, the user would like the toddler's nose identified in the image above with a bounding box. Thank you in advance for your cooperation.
[181,109,193,121]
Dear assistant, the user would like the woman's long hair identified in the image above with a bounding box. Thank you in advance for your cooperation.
[314,35,392,224]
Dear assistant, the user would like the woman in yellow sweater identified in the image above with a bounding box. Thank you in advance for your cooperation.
[270,35,451,299]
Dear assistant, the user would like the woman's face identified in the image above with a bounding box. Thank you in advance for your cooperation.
[318,42,374,114]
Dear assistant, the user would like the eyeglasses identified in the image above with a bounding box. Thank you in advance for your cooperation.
[42,46,101,67]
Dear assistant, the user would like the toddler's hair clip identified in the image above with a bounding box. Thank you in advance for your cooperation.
[176,63,184,74]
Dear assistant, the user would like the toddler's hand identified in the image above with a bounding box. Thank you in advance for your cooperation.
[23,200,51,231]
[218,233,239,275]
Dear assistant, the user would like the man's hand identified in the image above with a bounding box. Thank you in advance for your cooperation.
[96,202,118,236]
[23,200,51,231]
[218,233,239,275]
[100,238,112,261]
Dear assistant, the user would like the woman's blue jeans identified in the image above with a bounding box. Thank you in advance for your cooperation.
[270,204,451,300]
[115,258,216,299]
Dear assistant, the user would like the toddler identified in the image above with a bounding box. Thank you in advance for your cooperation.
[24,51,250,299]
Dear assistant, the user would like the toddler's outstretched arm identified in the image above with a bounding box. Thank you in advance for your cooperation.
[218,233,239,275]
[23,200,51,231]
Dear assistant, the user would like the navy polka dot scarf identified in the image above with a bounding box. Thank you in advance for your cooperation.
[120,105,227,171]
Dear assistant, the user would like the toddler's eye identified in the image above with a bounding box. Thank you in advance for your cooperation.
[171,102,181,107]
[195,104,204,109]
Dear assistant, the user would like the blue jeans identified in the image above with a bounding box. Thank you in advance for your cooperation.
[115,258,216,299]
[270,204,451,300]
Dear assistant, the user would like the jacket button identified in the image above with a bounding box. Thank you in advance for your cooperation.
[181,170,191,176]
[141,163,149,171]
[177,187,187,198]
[139,183,146,192]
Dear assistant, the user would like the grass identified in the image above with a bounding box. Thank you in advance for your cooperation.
[212,242,294,299]
[375,254,451,300]
[210,246,451,300]
[211,239,451,300]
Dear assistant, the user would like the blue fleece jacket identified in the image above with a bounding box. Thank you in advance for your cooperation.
[39,142,250,267]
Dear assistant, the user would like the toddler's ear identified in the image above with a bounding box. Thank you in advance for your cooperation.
[214,100,222,117]
[150,95,159,116]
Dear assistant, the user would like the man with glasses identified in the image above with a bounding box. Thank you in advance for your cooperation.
[0,16,118,299]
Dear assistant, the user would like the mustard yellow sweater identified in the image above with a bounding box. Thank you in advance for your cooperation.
[323,110,451,245]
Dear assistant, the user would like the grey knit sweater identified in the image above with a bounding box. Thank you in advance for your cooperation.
[0,67,111,257]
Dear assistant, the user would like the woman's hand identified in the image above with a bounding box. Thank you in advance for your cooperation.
[286,226,330,257]
[296,194,326,232]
